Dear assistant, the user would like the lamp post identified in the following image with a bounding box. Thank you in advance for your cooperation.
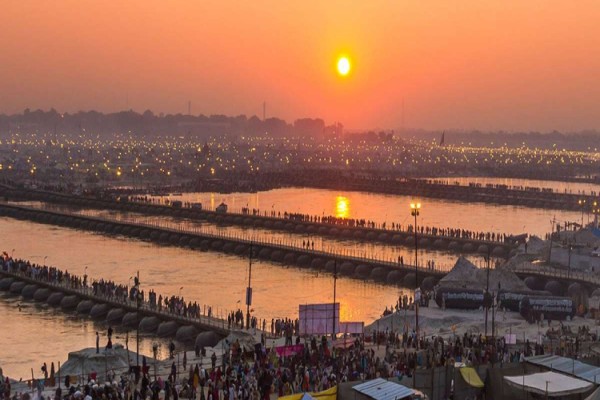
[492,281,500,366]
[332,259,338,342]
[484,251,491,337]
[246,243,253,331]
[410,201,421,348]
[568,243,573,279]
[578,199,586,227]
[135,271,141,368]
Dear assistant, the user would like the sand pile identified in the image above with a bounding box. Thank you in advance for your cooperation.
[438,256,528,292]
[526,236,547,254]
[437,257,479,288]
[486,267,528,291]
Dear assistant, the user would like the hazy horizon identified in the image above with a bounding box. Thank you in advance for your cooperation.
[3,1,600,132]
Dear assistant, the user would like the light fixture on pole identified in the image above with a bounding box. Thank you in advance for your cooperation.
[246,243,253,330]
[578,199,586,227]
[135,271,141,368]
[410,201,421,348]
[484,249,492,337]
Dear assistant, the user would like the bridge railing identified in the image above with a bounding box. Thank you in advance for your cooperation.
[511,262,600,286]
[0,265,234,331]
[125,196,511,246]
[8,202,450,274]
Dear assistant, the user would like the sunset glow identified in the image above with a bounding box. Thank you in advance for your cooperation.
[1,2,600,131]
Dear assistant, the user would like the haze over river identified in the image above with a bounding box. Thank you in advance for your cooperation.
[0,185,586,379]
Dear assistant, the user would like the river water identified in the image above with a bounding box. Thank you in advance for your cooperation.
[0,185,585,379]
[150,187,582,237]
[17,201,487,271]
[0,217,403,379]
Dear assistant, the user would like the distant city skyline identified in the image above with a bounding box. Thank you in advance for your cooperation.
[2,1,600,132]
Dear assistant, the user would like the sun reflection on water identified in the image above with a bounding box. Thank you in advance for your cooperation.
[336,196,350,218]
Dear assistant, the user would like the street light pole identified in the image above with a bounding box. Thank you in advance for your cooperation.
[410,201,421,349]
[485,249,491,337]
[578,199,586,227]
[246,243,253,331]
[568,244,572,279]
[332,259,337,342]
[135,270,140,368]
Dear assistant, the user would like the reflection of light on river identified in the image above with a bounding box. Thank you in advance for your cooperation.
[336,196,349,218]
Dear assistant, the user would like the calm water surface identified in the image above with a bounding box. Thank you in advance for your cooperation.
[0,217,402,379]
[154,187,582,237]
[0,185,586,379]
[21,202,484,271]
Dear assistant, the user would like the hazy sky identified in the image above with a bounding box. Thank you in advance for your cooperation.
[2,1,600,132]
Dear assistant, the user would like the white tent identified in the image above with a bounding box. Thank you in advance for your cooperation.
[504,371,594,397]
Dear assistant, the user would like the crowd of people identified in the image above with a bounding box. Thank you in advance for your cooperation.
[146,290,204,320]
[382,330,544,374]
[0,257,229,332]
[125,194,510,244]
[283,213,509,243]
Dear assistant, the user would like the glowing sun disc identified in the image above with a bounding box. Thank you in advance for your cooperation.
[337,57,351,76]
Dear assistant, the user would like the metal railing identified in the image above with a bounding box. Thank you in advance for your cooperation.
[3,202,450,275]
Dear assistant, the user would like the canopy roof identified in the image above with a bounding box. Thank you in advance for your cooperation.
[527,354,600,383]
[504,371,594,397]
[352,378,415,400]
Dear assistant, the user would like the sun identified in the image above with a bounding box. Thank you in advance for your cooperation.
[337,56,351,76]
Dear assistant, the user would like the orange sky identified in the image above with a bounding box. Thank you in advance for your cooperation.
[2,1,600,132]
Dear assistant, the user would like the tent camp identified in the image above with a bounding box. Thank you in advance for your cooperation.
[504,371,594,397]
